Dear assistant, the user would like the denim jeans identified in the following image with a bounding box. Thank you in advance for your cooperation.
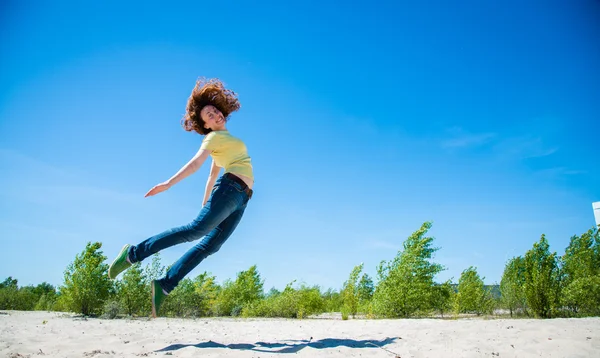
[128,174,251,293]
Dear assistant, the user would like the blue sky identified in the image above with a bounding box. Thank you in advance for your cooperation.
[1,0,599,291]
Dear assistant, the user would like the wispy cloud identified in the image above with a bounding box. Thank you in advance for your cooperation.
[493,136,558,160]
[440,127,495,149]
[535,167,587,177]
[437,124,560,162]
[490,135,590,178]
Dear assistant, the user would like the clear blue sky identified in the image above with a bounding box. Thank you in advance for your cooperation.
[1,0,599,291]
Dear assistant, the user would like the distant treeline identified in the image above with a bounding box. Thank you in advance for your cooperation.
[1,222,598,319]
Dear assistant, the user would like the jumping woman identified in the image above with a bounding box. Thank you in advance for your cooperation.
[107,78,254,317]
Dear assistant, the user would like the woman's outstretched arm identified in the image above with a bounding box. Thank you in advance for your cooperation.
[145,148,211,197]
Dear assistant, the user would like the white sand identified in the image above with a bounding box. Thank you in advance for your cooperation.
[1,311,599,357]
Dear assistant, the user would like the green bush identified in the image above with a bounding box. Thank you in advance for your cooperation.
[341,264,366,318]
[0,281,42,311]
[118,263,150,316]
[193,272,220,317]
[161,278,203,317]
[242,282,324,318]
[560,227,600,316]
[214,265,263,316]
[59,242,113,316]
[524,235,560,318]
[454,266,494,316]
[35,294,57,311]
[562,275,600,317]
[500,256,528,317]
[102,300,122,319]
[372,222,445,318]
[341,307,349,320]
[322,288,343,312]
[0,288,15,310]
[430,281,453,317]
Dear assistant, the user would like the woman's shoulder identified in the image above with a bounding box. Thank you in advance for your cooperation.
[210,130,234,139]
[202,130,232,145]
[203,131,220,140]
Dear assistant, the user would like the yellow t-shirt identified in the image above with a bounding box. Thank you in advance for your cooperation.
[200,130,254,180]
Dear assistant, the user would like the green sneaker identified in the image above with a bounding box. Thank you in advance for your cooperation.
[108,244,132,279]
[151,280,168,318]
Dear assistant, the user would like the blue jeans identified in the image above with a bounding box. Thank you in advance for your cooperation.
[128,174,252,293]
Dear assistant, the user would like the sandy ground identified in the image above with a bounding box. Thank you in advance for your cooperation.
[1,311,599,358]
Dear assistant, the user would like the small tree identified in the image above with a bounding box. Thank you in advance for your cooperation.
[358,273,374,303]
[214,265,263,316]
[322,288,343,312]
[0,277,19,310]
[243,280,324,319]
[31,282,55,296]
[454,266,493,316]
[431,281,453,317]
[118,262,148,316]
[560,227,600,316]
[341,264,363,318]
[234,265,263,306]
[15,286,41,311]
[266,287,281,297]
[60,242,113,316]
[524,235,560,318]
[372,222,445,317]
[0,277,18,290]
[295,284,325,318]
[160,278,202,317]
[35,292,57,311]
[144,254,165,282]
[500,256,528,317]
[193,272,220,317]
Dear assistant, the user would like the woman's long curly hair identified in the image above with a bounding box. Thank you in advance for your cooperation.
[181,78,241,135]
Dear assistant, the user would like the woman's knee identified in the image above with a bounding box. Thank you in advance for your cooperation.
[196,240,223,256]
[185,220,212,239]
[207,243,223,255]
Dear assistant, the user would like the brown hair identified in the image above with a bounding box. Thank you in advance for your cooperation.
[181,78,241,135]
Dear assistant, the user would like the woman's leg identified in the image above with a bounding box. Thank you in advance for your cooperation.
[128,180,245,264]
[158,205,247,293]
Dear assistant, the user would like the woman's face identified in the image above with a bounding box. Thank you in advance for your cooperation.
[201,105,226,131]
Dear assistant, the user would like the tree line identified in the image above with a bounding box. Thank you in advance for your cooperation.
[1,222,598,319]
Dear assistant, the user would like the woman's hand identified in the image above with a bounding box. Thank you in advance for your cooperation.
[144,182,171,197]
